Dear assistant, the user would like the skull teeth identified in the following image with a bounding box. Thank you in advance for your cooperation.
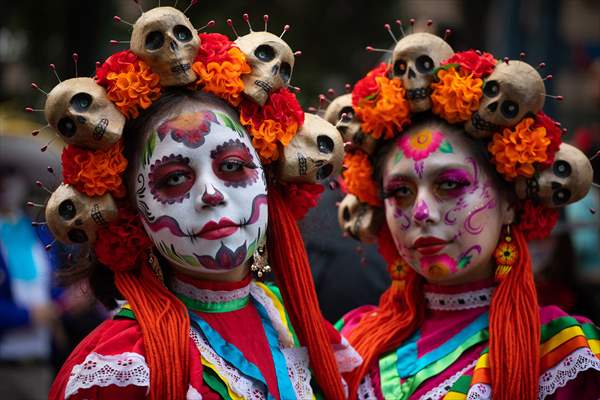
[255,80,273,94]
[471,112,500,132]
[406,87,430,100]
[170,63,191,74]
[91,204,107,226]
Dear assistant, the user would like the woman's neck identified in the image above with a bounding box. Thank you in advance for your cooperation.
[170,260,251,282]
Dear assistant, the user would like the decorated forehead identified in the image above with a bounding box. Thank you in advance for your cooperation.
[329,20,595,243]
[28,4,345,259]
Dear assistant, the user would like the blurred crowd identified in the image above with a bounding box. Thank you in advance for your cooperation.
[0,0,599,399]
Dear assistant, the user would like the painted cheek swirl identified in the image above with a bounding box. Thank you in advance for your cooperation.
[157,111,217,148]
[210,139,260,188]
[148,154,195,204]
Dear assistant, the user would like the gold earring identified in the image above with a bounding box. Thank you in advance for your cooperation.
[250,246,271,278]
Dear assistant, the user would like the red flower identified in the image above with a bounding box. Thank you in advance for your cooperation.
[96,50,139,86]
[517,200,559,241]
[534,112,563,168]
[95,207,152,272]
[195,33,234,64]
[442,50,497,78]
[282,183,325,220]
[352,63,389,107]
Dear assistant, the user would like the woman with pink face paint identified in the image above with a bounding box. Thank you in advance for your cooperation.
[332,32,599,400]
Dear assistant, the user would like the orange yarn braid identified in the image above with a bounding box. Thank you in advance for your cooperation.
[114,261,190,400]
[346,224,425,398]
[489,226,540,400]
[266,186,346,399]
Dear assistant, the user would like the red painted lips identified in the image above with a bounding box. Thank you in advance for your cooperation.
[413,237,450,255]
[196,218,239,240]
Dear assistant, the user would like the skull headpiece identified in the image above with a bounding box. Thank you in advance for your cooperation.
[44,78,125,150]
[392,32,454,113]
[323,94,377,155]
[515,143,593,208]
[45,184,118,244]
[465,60,545,138]
[131,6,200,87]
[235,31,294,106]
[277,113,344,183]
[337,194,384,243]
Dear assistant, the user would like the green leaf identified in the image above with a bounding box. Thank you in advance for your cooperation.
[394,151,404,164]
[182,254,198,266]
[457,255,471,270]
[439,140,454,154]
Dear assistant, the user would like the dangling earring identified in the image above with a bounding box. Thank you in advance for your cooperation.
[147,251,165,284]
[494,224,518,281]
[251,245,271,278]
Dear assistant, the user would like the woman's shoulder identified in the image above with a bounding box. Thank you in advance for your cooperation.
[49,315,148,399]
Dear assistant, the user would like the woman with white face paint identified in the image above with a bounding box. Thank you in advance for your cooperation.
[332,35,599,400]
[42,7,359,399]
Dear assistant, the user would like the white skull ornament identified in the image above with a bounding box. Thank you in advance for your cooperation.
[45,184,118,244]
[277,113,344,184]
[337,194,384,243]
[515,143,593,208]
[465,60,545,138]
[235,31,294,106]
[131,6,200,86]
[323,94,377,155]
[392,32,454,113]
[44,78,125,150]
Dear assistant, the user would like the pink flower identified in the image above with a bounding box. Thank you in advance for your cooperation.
[420,254,457,279]
[398,129,443,161]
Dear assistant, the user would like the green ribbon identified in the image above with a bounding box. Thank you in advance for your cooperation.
[176,292,249,313]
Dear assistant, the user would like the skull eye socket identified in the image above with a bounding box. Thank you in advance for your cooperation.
[254,45,275,62]
[173,25,193,42]
[70,92,92,112]
[58,199,77,220]
[280,62,292,83]
[316,164,333,180]
[145,31,165,50]
[58,117,76,138]
[339,106,354,121]
[67,228,88,243]
[415,55,434,73]
[317,135,335,154]
[500,100,519,119]
[342,206,351,221]
[553,160,572,178]
[394,59,407,76]
[483,80,500,97]
[552,188,571,205]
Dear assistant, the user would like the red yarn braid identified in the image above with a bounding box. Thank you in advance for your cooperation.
[114,262,190,400]
[267,185,346,399]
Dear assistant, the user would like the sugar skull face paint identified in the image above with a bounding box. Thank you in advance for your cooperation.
[135,104,268,275]
[382,124,512,284]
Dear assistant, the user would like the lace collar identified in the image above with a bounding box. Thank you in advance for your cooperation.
[424,279,495,311]
[169,273,252,313]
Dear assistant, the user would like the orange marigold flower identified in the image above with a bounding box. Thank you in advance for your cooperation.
[62,141,128,198]
[342,151,382,206]
[431,67,483,123]
[192,46,251,106]
[354,76,411,140]
[488,118,551,180]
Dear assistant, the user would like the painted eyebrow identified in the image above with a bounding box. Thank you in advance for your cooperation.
[436,168,473,181]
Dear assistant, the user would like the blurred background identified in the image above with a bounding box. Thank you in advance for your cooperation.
[0,0,599,398]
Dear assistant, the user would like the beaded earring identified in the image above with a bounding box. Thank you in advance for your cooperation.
[494,225,519,281]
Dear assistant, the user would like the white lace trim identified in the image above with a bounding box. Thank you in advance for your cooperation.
[538,346,600,399]
[170,277,250,304]
[419,358,478,400]
[334,336,363,373]
[65,352,149,398]
[466,383,491,400]
[249,283,295,348]
[425,287,494,311]
[281,346,314,399]
[357,374,377,400]
[187,384,203,400]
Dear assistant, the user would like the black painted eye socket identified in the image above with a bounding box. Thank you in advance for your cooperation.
[316,164,334,180]
[339,106,354,121]
[173,25,193,42]
[145,31,165,50]
[280,62,291,82]
[67,228,88,243]
[483,80,500,97]
[553,160,572,178]
[70,92,92,112]
[58,199,77,220]
[58,117,76,138]
[500,100,519,119]
[415,55,434,73]
[394,59,407,76]
[553,188,571,205]
[254,45,275,62]
[317,135,335,154]
[342,206,351,221]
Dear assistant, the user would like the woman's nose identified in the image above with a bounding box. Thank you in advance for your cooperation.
[196,184,225,210]
[412,197,440,226]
